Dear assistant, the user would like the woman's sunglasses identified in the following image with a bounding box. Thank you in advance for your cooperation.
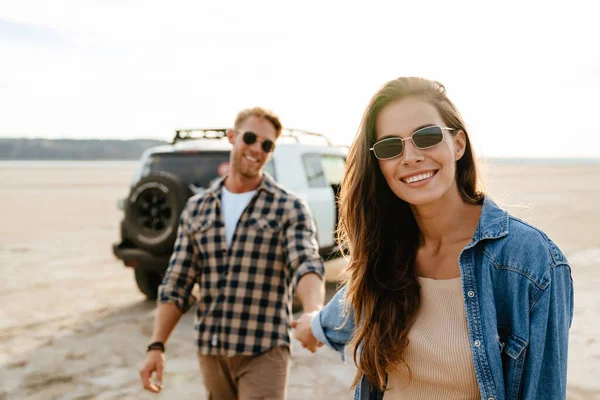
[241,131,275,153]
[369,126,455,160]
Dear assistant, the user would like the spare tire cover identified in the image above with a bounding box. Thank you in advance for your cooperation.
[125,172,191,255]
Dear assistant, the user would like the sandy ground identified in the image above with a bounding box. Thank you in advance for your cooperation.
[0,161,598,400]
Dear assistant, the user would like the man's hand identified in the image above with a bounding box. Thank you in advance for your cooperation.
[139,350,165,393]
[291,311,323,353]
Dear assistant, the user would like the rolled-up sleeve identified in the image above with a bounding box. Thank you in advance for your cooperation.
[158,199,199,313]
[522,261,573,399]
[311,284,354,359]
[284,198,324,291]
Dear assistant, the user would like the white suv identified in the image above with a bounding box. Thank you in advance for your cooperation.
[112,128,346,299]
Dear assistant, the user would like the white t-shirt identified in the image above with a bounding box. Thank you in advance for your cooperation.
[221,187,256,248]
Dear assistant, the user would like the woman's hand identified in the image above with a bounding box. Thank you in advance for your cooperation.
[291,311,323,353]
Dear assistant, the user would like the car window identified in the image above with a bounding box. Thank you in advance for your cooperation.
[144,152,230,187]
[320,155,345,185]
[302,154,328,188]
[139,151,276,187]
[302,153,346,188]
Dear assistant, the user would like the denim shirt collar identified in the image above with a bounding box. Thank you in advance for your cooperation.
[464,196,510,250]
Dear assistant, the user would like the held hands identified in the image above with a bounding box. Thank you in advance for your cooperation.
[291,311,323,353]
[139,350,165,393]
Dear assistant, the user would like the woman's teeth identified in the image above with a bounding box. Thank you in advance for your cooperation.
[403,171,435,183]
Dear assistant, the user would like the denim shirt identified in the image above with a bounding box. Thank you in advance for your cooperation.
[311,197,574,400]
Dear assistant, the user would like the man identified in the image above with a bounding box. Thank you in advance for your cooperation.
[139,107,325,399]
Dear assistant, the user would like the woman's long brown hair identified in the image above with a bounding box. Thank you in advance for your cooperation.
[337,77,484,391]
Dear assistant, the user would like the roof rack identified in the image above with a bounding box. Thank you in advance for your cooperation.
[173,127,332,146]
[173,128,227,144]
[281,128,332,146]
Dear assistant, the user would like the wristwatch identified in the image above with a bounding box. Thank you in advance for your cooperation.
[147,341,165,352]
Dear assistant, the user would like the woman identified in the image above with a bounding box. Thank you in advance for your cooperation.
[292,77,573,400]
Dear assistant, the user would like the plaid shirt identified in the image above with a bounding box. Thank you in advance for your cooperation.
[158,173,325,356]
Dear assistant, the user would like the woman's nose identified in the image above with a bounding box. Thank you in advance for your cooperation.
[401,140,424,165]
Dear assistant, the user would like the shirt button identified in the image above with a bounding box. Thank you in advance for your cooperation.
[474,340,481,348]
[467,291,475,298]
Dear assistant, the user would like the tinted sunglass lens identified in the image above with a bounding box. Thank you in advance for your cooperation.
[262,140,274,153]
[413,126,443,149]
[243,131,257,145]
[374,139,403,159]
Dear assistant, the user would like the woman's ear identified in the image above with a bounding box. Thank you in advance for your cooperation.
[454,130,467,161]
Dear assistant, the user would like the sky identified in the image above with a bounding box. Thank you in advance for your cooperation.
[1,0,599,158]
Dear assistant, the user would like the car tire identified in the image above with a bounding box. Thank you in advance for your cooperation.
[120,219,128,240]
[124,172,191,255]
[134,268,163,300]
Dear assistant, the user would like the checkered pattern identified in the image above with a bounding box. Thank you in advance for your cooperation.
[158,173,324,356]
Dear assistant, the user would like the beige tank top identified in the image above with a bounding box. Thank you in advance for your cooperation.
[384,277,480,399]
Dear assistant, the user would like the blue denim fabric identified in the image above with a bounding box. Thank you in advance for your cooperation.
[311,197,574,400]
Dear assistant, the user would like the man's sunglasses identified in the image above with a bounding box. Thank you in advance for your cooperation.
[241,131,275,153]
[369,125,455,160]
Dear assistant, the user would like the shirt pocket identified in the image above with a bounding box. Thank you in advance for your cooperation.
[190,216,215,238]
[244,217,283,266]
[247,217,282,240]
[498,330,528,400]
[248,217,281,231]
[189,215,218,260]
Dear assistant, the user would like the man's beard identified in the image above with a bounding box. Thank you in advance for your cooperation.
[232,153,262,179]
